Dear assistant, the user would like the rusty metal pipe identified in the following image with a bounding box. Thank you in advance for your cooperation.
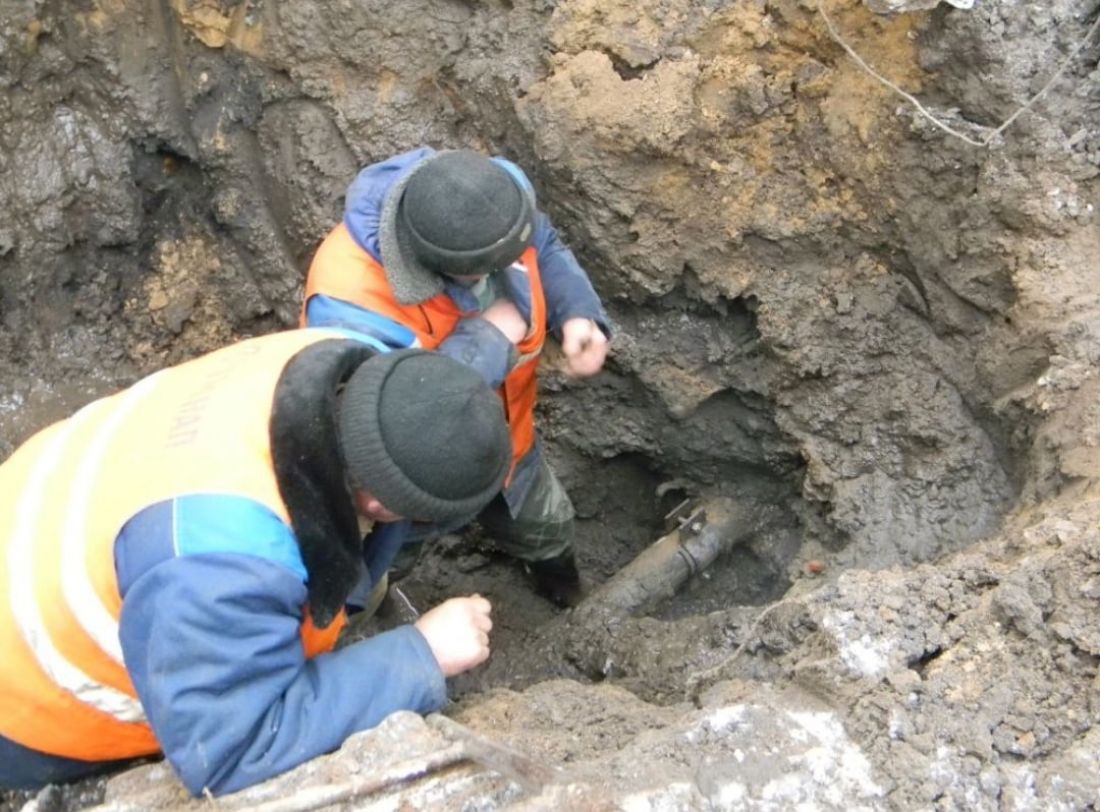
[581,497,751,616]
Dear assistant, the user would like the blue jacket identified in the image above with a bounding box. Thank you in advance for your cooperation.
[113,500,443,796]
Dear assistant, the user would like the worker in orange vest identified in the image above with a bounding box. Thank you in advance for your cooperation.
[304,148,611,607]
[0,327,511,795]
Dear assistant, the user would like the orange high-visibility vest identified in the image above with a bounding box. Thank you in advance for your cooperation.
[304,223,546,479]
[0,330,349,762]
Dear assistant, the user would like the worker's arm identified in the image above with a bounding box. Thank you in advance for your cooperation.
[487,156,608,339]
[303,296,422,349]
[305,294,516,389]
[530,212,610,377]
[115,497,446,797]
[531,213,610,339]
[436,315,518,389]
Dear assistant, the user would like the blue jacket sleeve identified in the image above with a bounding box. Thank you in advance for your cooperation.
[304,295,421,349]
[118,553,446,796]
[436,317,518,389]
[531,211,610,338]
[306,295,513,387]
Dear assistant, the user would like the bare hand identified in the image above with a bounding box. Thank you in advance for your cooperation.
[481,299,528,344]
[560,317,609,378]
[414,594,493,677]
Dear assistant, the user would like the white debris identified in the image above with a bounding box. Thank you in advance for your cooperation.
[786,711,885,801]
[620,782,705,812]
[705,704,748,733]
[822,610,895,678]
[866,0,973,12]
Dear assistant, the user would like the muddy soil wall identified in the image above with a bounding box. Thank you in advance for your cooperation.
[2,0,1096,565]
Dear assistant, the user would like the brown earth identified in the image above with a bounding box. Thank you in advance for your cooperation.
[1,0,1098,809]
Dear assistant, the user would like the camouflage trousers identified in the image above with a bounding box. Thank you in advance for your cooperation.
[477,454,575,563]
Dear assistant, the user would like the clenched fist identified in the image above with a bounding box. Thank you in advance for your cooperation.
[414,594,493,677]
[560,317,609,378]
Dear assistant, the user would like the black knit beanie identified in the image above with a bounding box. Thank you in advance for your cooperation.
[338,349,512,523]
[401,150,535,276]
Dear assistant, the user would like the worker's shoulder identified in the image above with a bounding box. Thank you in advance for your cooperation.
[118,495,307,587]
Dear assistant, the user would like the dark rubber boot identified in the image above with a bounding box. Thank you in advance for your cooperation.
[526,550,584,608]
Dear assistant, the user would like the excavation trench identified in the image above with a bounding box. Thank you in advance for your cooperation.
[3,0,1099,808]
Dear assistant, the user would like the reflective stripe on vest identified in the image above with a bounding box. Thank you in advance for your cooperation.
[0,330,354,760]
[305,223,547,475]
[9,394,150,726]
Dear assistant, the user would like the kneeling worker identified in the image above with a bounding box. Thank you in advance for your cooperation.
[0,327,512,796]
